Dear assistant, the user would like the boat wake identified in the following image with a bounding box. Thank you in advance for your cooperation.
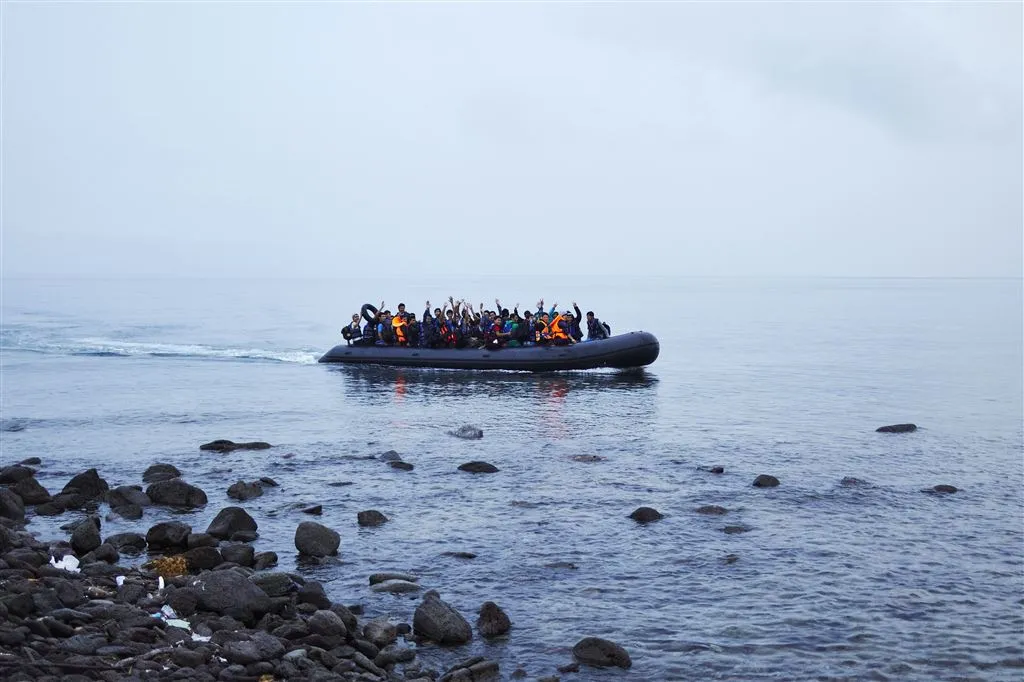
[3,333,320,365]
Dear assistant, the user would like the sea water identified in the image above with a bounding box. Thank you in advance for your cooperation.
[2,276,1021,680]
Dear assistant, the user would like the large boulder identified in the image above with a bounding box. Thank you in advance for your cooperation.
[142,463,181,483]
[294,521,339,557]
[413,590,472,645]
[70,518,102,555]
[192,570,271,623]
[227,481,264,501]
[477,601,511,638]
[0,465,36,484]
[572,636,632,668]
[107,486,151,509]
[61,468,109,500]
[206,507,258,539]
[104,532,147,553]
[145,478,208,508]
[146,521,192,550]
[752,474,780,488]
[0,488,25,522]
[10,477,50,505]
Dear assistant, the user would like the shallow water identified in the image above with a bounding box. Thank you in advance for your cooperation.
[2,276,1022,680]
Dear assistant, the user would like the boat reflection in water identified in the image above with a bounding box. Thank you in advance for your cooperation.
[328,364,659,403]
[327,365,660,441]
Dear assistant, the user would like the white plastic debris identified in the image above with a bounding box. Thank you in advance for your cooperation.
[49,555,81,573]
[191,634,211,642]
[115,575,125,587]
[158,576,165,590]
[165,619,191,630]
[160,605,178,619]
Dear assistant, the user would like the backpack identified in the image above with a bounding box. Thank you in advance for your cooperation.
[602,322,611,336]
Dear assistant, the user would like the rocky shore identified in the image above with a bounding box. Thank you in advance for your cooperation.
[0,424,947,681]
[0,451,629,682]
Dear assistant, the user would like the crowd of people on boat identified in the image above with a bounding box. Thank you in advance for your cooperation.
[341,297,611,349]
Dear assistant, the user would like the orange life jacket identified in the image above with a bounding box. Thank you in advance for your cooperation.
[440,321,458,346]
[546,314,569,340]
[392,316,408,345]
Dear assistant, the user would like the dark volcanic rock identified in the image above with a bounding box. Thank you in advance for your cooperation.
[105,532,147,553]
[413,590,472,645]
[193,570,271,622]
[448,425,484,439]
[0,488,25,522]
[707,466,725,474]
[70,518,102,555]
[182,546,223,570]
[629,507,663,523]
[0,465,35,484]
[220,543,255,567]
[477,601,511,638]
[83,542,120,564]
[926,484,959,494]
[572,636,632,669]
[10,477,50,505]
[723,525,751,534]
[876,423,917,433]
[253,551,278,570]
[187,532,219,549]
[227,481,264,501]
[142,463,181,483]
[389,461,414,471]
[379,450,403,462]
[753,474,780,488]
[294,521,340,557]
[696,505,728,515]
[200,439,272,452]
[458,461,499,474]
[301,505,323,515]
[61,468,109,500]
[109,503,143,520]
[207,506,258,539]
[107,485,151,510]
[146,478,208,507]
[146,521,192,550]
[357,510,388,527]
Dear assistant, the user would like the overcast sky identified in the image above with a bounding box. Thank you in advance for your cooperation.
[3,2,1021,278]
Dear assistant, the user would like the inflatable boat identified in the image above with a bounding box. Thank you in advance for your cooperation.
[318,331,659,371]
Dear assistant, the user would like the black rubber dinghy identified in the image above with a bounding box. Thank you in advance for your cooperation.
[319,331,660,372]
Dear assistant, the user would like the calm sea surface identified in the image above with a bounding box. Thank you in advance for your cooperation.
[2,276,1022,681]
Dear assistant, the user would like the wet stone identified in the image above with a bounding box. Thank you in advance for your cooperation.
[458,461,499,474]
[629,507,663,523]
[752,474,780,488]
[357,510,388,527]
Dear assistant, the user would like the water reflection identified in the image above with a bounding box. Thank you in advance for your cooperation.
[328,364,659,402]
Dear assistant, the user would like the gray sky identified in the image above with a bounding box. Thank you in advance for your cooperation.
[3,1,1021,278]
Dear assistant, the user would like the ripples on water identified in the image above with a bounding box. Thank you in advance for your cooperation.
[3,277,1022,680]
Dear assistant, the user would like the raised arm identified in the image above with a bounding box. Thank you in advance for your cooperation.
[573,301,582,321]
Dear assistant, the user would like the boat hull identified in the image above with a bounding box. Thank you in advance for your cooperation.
[318,331,659,371]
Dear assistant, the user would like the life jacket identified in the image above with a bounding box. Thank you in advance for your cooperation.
[392,316,408,345]
[363,322,377,343]
[440,320,458,346]
[546,314,569,341]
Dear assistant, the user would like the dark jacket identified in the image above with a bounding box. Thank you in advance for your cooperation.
[587,317,609,341]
